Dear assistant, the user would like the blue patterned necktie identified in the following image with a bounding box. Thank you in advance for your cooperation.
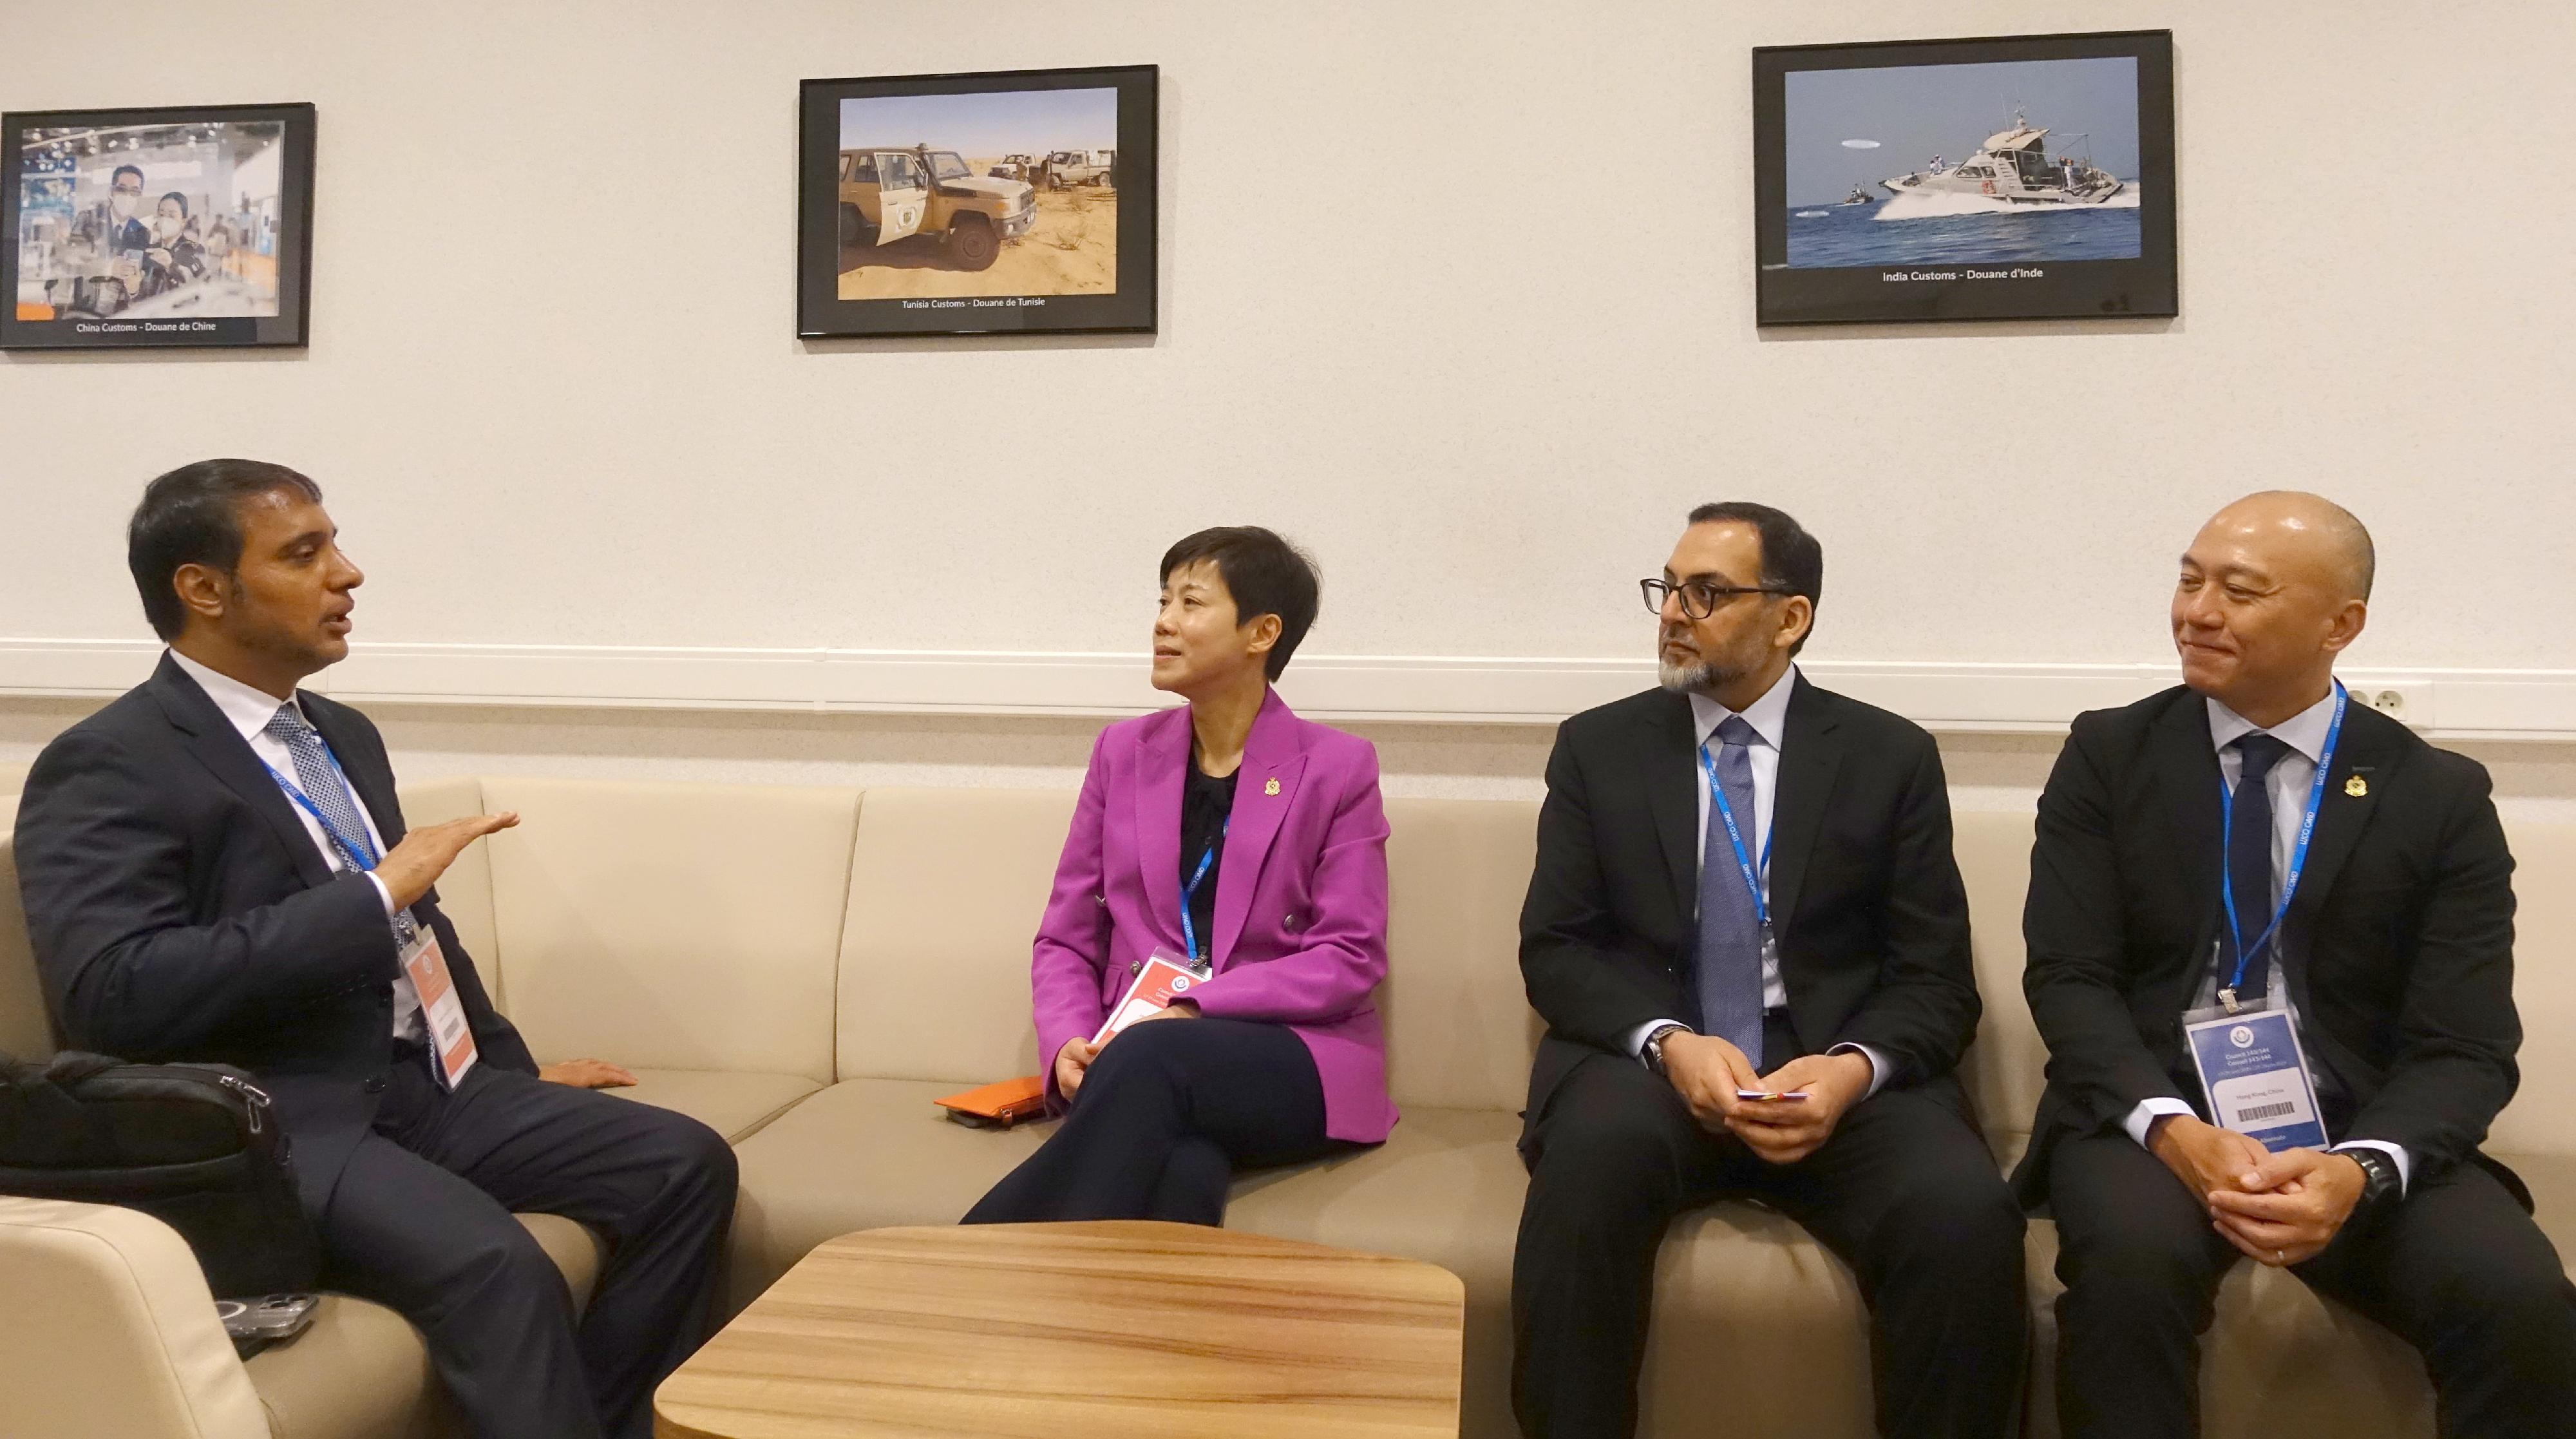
[1696,714,1766,1066]
[263,704,417,946]
[2221,733,2291,1002]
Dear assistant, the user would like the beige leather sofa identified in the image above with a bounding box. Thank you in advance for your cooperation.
[3,772,2569,1439]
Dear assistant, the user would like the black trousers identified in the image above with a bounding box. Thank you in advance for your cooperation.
[960,1017,1339,1226]
[2049,1127,2576,1439]
[320,1051,738,1439]
[1512,1019,2029,1439]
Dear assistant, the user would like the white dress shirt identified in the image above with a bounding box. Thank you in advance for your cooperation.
[1625,665,1891,1094]
[168,651,421,1039]
[2119,685,2410,1191]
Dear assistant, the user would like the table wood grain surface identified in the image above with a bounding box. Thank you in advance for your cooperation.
[654,1220,1466,1438]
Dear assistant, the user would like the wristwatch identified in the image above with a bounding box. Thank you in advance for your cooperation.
[1642,1024,1692,1078]
[2345,1148,2402,1217]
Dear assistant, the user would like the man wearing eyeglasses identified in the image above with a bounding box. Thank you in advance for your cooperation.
[1510,502,2023,1439]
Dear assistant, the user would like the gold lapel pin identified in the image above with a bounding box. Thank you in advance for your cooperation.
[1264,777,1282,797]
[2345,775,2369,797]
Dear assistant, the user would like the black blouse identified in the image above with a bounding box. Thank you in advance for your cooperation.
[1179,758,1238,969]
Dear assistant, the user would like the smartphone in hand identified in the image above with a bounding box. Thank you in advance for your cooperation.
[1734,1089,1810,1102]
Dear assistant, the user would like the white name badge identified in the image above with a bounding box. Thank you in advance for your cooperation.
[400,929,479,1090]
[2183,1006,2327,1152]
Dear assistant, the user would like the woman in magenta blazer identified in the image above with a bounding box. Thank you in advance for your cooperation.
[963,526,1396,1226]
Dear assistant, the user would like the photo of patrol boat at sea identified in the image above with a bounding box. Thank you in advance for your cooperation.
[1783,55,2142,269]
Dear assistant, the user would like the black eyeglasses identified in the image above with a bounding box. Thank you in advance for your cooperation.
[1640,578,1790,620]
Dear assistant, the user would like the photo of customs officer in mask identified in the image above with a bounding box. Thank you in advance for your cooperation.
[14,120,285,321]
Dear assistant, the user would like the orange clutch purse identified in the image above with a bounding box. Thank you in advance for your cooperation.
[934,1075,1049,1129]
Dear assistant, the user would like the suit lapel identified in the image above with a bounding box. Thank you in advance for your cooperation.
[1765,675,1842,933]
[2284,700,2398,933]
[146,654,336,890]
[2149,696,2226,957]
[1643,692,1701,927]
[1211,689,1307,970]
[1134,707,1190,952]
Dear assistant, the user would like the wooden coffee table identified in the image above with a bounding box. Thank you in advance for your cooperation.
[654,1220,1465,1438]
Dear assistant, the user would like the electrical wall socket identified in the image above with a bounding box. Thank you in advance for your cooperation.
[2352,680,2434,731]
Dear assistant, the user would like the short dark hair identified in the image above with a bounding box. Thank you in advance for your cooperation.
[1687,501,1824,656]
[111,165,144,187]
[158,191,189,217]
[128,459,325,640]
[1159,526,1321,680]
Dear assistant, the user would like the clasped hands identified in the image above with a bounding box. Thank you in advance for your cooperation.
[1053,1000,1200,1100]
[2149,1114,2367,1266]
[1659,1032,1872,1165]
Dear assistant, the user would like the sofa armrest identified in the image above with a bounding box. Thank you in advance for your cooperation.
[0,1196,270,1439]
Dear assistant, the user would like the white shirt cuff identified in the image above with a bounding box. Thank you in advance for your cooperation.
[2123,1096,2196,1148]
[1627,1018,1692,1065]
[2330,1139,2412,1196]
[365,871,397,919]
[1826,1043,1892,1098]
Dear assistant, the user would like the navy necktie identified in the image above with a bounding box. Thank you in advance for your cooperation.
[1696,715,1766,1066]
[2222,733,2291,1002]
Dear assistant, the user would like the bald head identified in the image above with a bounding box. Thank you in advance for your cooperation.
[2202,491,2375,602]
[2172,491,2374,725]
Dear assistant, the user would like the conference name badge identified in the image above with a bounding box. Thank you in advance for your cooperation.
[1090,949,1205,1047]
[400,929,480,1090]
[2182,1005,2327,1152]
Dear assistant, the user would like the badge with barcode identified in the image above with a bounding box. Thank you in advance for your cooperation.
[2183,1007,2327,1152]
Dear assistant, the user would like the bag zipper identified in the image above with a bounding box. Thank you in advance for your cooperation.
[213,1074,272,1136]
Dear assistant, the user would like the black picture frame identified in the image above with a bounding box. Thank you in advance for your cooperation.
[799,65,1157,338]
[3,102,317,350]
[1752,31,2174,325]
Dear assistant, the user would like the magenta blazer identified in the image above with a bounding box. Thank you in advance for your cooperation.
[1029,687,1397,1145]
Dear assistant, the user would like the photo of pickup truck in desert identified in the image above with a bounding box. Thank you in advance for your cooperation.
[835,86,1117,300]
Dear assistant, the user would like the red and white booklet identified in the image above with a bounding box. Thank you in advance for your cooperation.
[1091,949,1209,1045]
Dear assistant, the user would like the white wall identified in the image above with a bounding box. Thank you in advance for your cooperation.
[3,0,2572,790]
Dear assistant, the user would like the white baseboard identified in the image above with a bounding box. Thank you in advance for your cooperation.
[2,638,2570,740]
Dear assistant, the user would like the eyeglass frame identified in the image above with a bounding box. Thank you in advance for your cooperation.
[1640,577,1794,621]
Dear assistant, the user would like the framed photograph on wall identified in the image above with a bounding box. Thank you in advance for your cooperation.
[798,65,1157,338]
[1752,31,2174,325]
[3,102,316,350]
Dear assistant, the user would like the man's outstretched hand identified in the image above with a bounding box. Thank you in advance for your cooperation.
[377,812,520,910]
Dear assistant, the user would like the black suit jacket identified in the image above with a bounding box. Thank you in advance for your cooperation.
[12,654,536,1212]
[2014,685,2522,1206]
[1517,677,1982,1145]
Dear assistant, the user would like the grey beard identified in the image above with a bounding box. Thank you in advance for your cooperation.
[1659,655,1747,693]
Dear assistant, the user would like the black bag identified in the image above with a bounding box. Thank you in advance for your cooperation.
[0,1050,319,1298]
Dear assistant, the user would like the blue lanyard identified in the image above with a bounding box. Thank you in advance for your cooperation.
[2216,682,2346,1003]
[259,751,382,873]
[1697,742,1774,929]
[1178,817,1229,969]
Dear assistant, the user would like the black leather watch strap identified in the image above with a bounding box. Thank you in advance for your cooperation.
[2345,1148,2402,1214]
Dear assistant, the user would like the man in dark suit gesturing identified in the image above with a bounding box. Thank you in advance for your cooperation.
[1511,503,2025,1439]
[2022,491,2575,1438]
[13,460,737,1439]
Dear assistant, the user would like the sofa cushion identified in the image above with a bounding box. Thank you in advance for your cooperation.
[478,777,858,1084]
[0,833,54,1062]
[2492,818,2576,1155]
[240,1212,603,1439]
[834,788,1073,1084]
[724,1078,1056,1303]
[0,1195,270,1439]
[1379,797,1543,1114]
[609,1067,821,1143]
